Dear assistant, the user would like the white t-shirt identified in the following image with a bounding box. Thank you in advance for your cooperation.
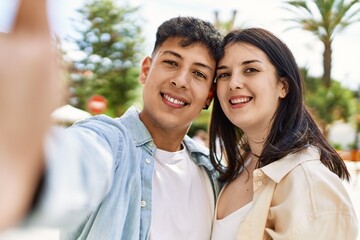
[211,201,253,240]
[149,144,214,240]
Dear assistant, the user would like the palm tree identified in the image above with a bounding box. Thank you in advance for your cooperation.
[214,10,239,34]
[284,0,360,88]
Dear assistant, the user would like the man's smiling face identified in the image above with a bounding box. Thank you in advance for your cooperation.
[139,37,216,134]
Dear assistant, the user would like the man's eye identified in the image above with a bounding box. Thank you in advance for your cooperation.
[164,60,177,67]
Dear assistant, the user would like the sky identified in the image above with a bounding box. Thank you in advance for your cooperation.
[1,0,360,90]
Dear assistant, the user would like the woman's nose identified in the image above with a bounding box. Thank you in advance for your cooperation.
[229,74,244,90]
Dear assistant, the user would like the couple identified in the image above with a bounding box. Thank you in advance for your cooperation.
[0,1,357,239]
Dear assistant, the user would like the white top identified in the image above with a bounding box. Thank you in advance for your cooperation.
[211,201,253,240]
[149,144,214,240]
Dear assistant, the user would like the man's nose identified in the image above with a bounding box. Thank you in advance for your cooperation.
[171,70,190,89]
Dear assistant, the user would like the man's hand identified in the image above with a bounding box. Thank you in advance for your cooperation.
[0,0,63,229]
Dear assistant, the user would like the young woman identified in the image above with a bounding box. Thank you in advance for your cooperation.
[209,28,358,240]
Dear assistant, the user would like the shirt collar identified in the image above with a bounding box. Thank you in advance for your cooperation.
[119,106,153,147]
[120,106,211,166]
[260,146,320,183]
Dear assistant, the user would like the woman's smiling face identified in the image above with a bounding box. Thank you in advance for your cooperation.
[216,42,287,137]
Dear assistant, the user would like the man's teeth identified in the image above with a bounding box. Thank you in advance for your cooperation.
[164,94,185,105]
[230,97,251,104]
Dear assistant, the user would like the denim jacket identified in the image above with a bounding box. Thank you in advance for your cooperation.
[28,106,221,240]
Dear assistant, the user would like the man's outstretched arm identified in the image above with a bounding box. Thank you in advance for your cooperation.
[0,0,62,229]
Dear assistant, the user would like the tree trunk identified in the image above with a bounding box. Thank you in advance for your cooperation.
[323,38,332,88]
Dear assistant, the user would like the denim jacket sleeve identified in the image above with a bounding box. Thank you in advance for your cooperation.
[25,115,122,228]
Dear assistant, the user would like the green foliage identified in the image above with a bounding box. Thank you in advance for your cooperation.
[70,0,144,116]
[331,142,343,150]
[284,0,360,88]
[190,111,212,137]
[284,0,360,37]
[304,74,354,126]
[300,66,360,141]
[300,67,322,92]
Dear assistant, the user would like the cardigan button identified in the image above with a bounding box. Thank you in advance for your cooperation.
[141,200,147,208]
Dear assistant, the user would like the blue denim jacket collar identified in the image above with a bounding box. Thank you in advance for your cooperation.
[120,106,216,172]
[120,106,156,155]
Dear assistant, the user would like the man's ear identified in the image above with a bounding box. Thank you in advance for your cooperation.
[203,84,215,110]
[139,57,151,84]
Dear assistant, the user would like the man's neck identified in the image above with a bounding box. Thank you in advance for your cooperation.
[151,131,186,152]
[138,110,190,152]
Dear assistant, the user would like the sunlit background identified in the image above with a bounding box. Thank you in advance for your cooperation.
[0,1,359,239]
[2,0,359,143]
[1,0,359,89]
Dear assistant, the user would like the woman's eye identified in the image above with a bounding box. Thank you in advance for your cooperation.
[244,68,258,73]
[194,71,206,79]
[217,72,230,80]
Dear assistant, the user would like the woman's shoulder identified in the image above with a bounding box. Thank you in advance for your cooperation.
[274,151,353,212]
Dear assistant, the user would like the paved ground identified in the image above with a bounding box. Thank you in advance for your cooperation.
[0,161,359,240]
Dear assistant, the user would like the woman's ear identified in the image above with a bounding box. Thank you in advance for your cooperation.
[279,77,289,98]
[203,84,215,110]
[139,57,151,84]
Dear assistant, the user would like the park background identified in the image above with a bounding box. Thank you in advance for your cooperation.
[0,0,360,239]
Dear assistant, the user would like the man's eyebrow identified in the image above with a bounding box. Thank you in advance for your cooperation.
[195,62,213,72]
[162,50,182,59]
[162,50,213,72]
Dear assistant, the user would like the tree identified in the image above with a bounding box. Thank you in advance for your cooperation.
[301,66,355,136]
[284,0,360,88]
[69,0,144,116]
[349,87,360,150]
[214,10,239,34]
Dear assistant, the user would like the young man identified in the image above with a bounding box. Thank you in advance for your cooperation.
[0,1,224,239]
[54,18,222,240]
